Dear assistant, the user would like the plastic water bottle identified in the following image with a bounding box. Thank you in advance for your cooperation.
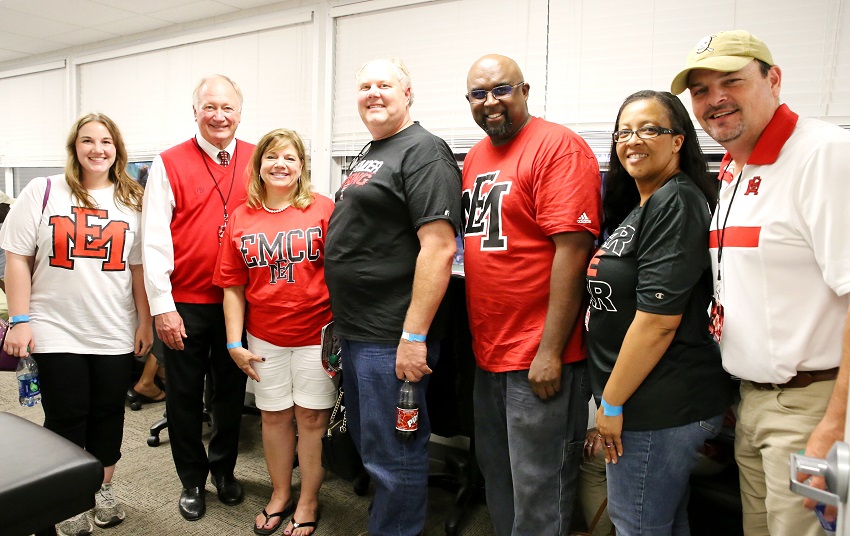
[395,380,418,442]
[16,355,42,407]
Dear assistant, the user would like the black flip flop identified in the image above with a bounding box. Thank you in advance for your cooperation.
[254,502,295,536]
[286,516,319,535]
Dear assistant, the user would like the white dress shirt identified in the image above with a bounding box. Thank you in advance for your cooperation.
[141,134,237,316]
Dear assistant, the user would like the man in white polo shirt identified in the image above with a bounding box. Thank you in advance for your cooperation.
[672,30,850,535]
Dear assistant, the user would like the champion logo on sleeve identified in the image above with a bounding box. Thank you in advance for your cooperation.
[577,212,592,224]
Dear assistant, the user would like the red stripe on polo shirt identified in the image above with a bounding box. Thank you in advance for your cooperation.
[709,227,761,248]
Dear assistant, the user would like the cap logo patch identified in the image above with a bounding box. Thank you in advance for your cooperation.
[695,35,715,55]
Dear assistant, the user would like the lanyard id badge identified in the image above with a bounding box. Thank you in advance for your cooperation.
[709,294,724,343]
[710,165,742,344]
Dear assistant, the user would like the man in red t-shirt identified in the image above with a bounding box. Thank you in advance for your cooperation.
[462,54,602,536]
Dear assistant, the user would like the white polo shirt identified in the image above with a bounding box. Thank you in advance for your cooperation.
[709,104,850,383]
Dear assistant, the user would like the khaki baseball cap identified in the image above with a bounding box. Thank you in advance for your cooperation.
[670,30,774,95]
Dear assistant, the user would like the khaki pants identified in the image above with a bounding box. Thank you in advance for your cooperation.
[736,380,833,536]
[578,449,614,536]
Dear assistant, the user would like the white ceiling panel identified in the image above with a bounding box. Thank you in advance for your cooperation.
[151,1,239,24]
[51,28,121,47]
[2,0,136,27]
[0,31,66,55]
[217,0,290,8]
[0,0,301,66]
[0,49,26,63]
[0,7,81,38]
[91,0,202,15]
[93,15,174,36]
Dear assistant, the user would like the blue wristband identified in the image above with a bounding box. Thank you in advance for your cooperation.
[401,330,427,343]
[226,341,243,350]
[10,315,30,324]
[600,397,623,417]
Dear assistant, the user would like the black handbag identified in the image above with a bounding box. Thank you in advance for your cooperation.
[321,385,364,481]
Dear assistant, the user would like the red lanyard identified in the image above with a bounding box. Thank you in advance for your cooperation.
[193,138,237,240]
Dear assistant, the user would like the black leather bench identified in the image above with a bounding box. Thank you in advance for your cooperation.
[0,411,104,536]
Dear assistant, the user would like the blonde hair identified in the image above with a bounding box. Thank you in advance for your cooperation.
[193,74,244,110]
[356,58,414,107]
[64,113,143,212]
[246,129,314,210]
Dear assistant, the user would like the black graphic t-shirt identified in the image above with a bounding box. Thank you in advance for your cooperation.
[585,173,733,431]
[325,122,462,342]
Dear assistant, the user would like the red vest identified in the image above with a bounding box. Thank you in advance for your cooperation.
[160,138,253,304]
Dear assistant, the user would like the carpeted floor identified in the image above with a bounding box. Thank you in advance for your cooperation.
[0,371,494,536]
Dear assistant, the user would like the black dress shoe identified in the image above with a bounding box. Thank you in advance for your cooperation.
[179,486,206,521]
[212,474,244,505]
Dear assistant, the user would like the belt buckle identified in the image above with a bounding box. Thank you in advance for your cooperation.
[794,372,814,389]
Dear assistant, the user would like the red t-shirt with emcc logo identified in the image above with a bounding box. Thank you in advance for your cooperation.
[462,117,602,372]
[214,193,334,347]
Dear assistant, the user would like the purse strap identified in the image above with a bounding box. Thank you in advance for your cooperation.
[326,387,346,437]
[42,177,51,214]
[586,498,608,532]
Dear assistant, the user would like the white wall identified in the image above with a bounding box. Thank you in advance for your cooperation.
[1,0,849,195]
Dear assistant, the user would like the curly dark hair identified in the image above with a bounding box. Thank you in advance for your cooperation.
[602,90,714,236]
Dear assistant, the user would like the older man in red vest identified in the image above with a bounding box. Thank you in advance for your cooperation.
[142,74,254,522]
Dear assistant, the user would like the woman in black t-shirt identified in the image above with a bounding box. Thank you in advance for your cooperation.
[585,90,733,535]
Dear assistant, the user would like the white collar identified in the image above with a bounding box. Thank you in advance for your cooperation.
[195,134,237,162]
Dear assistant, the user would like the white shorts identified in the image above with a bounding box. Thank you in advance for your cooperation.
[247,333,337,412]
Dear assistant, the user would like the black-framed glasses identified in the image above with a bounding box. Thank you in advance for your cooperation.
[466,82,525,103]
[612,126,678,143]
[347,141,372,173]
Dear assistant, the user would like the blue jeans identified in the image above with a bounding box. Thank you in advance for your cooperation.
[606,414,724,536]
[340,338,439,536]
[474,362,590,536]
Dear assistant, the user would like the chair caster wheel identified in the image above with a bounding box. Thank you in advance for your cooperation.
[147,435,160,447]
[130,401,142,411]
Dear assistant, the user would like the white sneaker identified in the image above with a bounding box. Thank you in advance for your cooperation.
[93,482,126,528]
[57,512,93,536]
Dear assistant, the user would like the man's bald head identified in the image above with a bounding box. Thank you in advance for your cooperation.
[467,54,525,88]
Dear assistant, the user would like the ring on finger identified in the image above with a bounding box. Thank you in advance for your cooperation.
[606,442,614,447]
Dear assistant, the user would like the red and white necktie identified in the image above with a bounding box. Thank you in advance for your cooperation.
[218,150,230,167]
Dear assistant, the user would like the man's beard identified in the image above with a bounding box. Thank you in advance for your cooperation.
[480,115,512,139]
[702,104,745,143]
[706,121,746,143]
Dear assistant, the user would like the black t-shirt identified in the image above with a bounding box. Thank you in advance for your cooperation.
[325,123,462,343]
[586,173,733,431]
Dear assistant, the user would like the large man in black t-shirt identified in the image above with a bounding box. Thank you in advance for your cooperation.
[324,58,462,536]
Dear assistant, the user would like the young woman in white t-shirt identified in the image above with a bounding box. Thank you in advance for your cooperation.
[2,113,153,536]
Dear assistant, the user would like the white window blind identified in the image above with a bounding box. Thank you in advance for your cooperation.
[546,0,850,157]
[77,23,315,163]
[738,0,842,120]
[0,68,66,167]
[331,0,550,156]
